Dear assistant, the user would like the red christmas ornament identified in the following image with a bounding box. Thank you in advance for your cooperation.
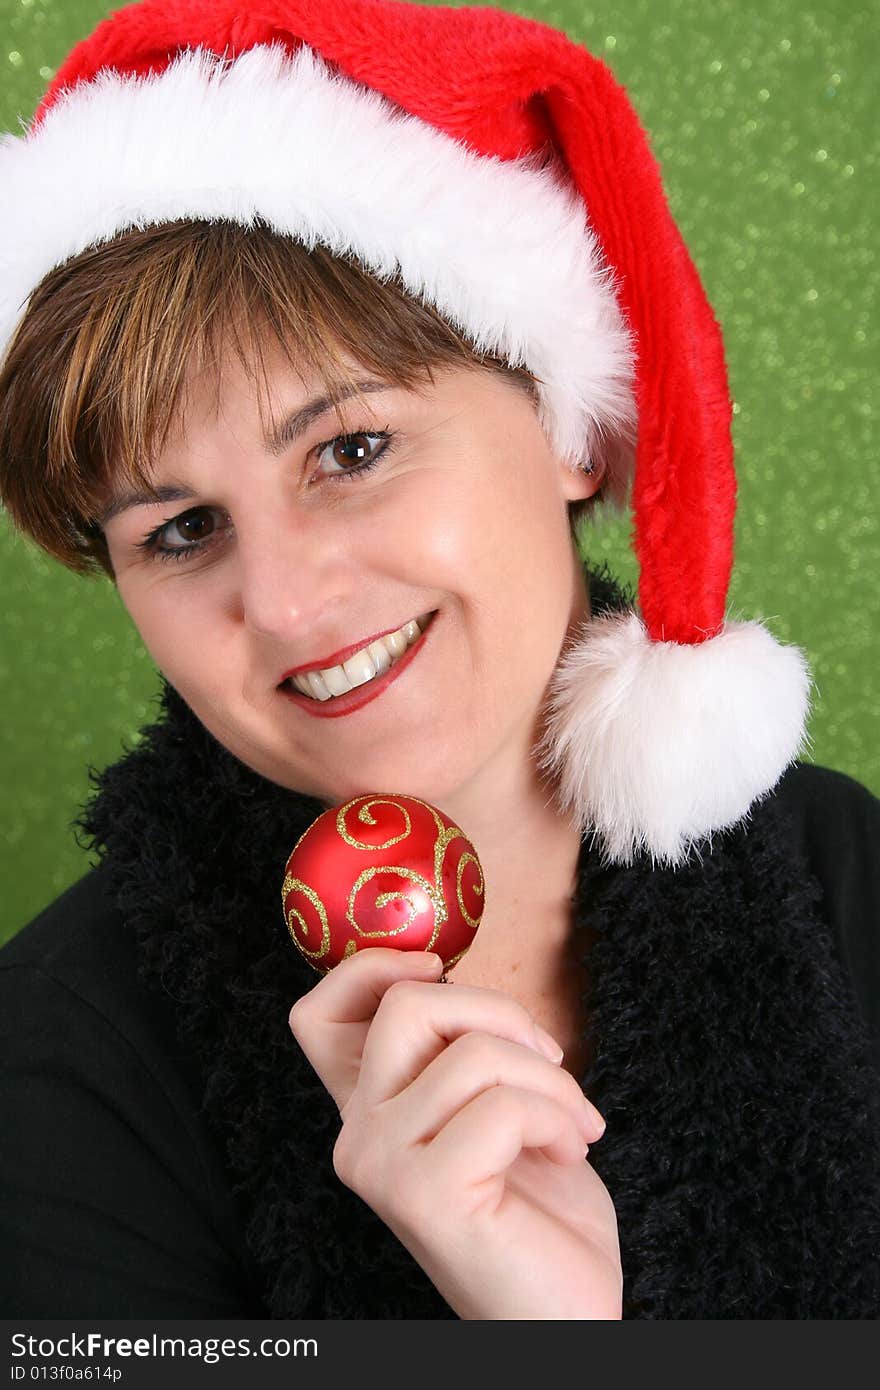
[282,794,484,975]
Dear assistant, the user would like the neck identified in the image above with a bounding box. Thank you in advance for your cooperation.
[445,765,584,975]
[436,558,591,973]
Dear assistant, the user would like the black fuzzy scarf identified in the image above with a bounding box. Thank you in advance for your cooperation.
[74,566,880,1318]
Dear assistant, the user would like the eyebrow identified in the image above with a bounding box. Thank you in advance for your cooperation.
[97,378,395,526]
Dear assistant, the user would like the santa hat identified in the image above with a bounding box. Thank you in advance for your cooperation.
[0,0,812,867]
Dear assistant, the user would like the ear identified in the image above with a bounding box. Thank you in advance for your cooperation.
[556,455,606,505]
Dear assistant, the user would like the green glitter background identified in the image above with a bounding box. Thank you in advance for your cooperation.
[0,0,876,944]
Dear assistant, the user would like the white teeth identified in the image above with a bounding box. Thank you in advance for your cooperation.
[321,665,352,697]
[342,648,377,689]
[384,628,407,658]
[304,671,332,702]
[366,640,393,677]
[289,613,432,700]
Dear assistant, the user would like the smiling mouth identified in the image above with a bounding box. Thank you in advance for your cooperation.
[282,612,435,702]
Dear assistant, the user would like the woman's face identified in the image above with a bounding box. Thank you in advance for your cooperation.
[101,341,600,809]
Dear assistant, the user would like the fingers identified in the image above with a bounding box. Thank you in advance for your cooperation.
[288,948,444,1112]
[357,976,569,1108]
[386,1032,604,1149]
[290,948,444,1031]
[288,947,606,1187]
[426,1085,592,1193]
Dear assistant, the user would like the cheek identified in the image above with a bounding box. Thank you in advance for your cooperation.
[399,442,556,576]
[405,453,575,679]
[117,578,214,694]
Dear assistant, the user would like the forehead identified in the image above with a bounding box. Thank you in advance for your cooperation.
[99,374,400,523]
[173,326,451,447]
[94,348,527,528]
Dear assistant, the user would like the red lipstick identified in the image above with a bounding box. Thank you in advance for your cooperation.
[279,612,436,719]
[278,614,430,683]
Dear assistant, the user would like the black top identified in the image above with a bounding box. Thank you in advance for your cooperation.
[0,864,262,1316]
[2,760,879,1318]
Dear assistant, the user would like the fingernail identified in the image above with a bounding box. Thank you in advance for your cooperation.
[417,952,444,971]
[583,1095,606,1135]
[533,1025,565,1063]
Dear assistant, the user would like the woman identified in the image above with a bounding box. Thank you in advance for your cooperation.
[1,0,878,1319]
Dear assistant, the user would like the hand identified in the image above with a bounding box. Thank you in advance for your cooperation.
[288,948,621,1319]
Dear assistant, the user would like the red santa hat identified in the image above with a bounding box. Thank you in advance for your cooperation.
[0,0,812,867]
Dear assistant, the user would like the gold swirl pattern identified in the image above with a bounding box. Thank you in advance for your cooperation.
[336,796,412,850]
[455,851,484,928]
[283,793,484,972]
[281,871,331,963]
[339,796,478,947]
[346,865,443,947]
[440,944,471,972]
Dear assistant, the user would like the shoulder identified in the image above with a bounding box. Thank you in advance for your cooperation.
[3,865,129,981]
[1,866,189,1087]
[0,863,222,1176]
[770,760,880,919]
[1,863,198,1167]
[4,863,147,983]
[0,868,260,1315]
[4,863,142,982]
[767,760,880,1050]
[771,759,880,841]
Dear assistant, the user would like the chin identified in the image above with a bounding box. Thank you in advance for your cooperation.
[320,761,472,813]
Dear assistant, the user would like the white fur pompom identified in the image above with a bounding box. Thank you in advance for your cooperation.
[535,610,814,867]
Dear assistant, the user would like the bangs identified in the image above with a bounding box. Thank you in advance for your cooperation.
[0,219,540,578]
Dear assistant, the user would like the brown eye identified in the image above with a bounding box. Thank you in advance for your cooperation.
[314,429,394,480]
[169,509,215,544]
[324,433,380,471]
[137,506,230,565]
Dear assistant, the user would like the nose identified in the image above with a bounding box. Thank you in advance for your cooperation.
[233,505,348,644]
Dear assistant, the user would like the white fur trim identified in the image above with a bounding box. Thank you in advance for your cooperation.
[0,43,636,471]
[535,610,814,867]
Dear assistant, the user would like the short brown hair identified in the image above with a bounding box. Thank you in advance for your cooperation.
[0,219,628,581]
